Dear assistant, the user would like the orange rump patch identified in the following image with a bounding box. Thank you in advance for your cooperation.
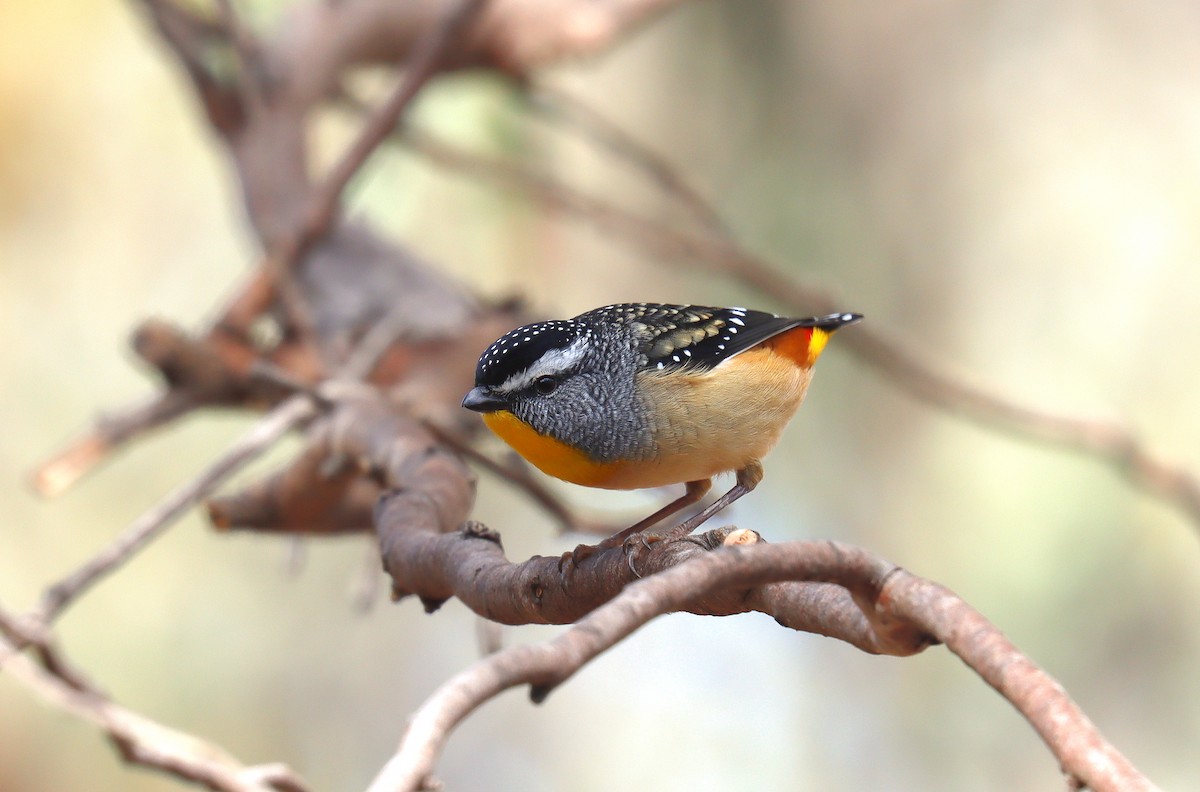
[764,326,830,368]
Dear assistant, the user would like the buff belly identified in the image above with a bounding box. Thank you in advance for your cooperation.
[626,346,814,488]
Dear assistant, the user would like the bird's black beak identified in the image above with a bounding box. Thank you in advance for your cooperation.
[462,386,507,413]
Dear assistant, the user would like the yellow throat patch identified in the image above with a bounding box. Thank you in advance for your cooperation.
[481,410,624,487]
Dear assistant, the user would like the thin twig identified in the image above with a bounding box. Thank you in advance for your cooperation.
[31,390,199,497]
[0,604,89,691]
[32,396,316,625]
[1,600,310,792]
[339,304,426,382]
[1,644,307,792]
[303,0,490,244]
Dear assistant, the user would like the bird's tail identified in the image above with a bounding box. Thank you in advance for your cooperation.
[767,312,862,368]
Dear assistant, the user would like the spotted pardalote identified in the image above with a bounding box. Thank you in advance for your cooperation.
[462,303,862,549]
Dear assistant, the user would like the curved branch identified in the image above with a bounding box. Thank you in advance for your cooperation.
[882,573,1157,792]
[367,540,1157,792]
[328,390,1156,791]
[328,394,906,651]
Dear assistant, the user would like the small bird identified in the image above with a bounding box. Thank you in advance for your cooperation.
[462,303,861,557]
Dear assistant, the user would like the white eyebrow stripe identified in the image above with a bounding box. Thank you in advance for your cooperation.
[497,336,587,393]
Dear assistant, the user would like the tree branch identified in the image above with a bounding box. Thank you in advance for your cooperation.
[31,390,199,498]
[0,604,309,792]
[302,0,491,246]
[367,540,1157,792]
[32,396,316,625]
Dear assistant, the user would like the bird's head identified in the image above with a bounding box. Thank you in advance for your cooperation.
[462,317,638,455]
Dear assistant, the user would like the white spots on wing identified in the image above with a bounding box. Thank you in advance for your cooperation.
[717,344,725,350]
[729,317,745,326]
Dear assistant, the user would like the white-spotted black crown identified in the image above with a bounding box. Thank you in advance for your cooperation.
[475,319,581,388]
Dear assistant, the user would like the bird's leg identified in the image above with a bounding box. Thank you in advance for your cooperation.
[651,459,764,543]
[562,478,712,568]
[604,478,713,546]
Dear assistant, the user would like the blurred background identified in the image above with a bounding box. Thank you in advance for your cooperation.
[3,1,1199,790]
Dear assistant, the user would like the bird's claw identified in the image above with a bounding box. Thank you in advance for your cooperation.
[558,532,662,576]
[621,532,661,577]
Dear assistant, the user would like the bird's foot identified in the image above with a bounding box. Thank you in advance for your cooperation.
[621,531,666,577]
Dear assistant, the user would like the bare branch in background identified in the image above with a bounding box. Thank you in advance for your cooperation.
[31,390,199,498]
[526,83,735,236]
[0,604,310,792]
[32,396,317,626]
[302,0,491,245]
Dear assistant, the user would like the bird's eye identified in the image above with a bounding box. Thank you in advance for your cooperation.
[533,375,559,395]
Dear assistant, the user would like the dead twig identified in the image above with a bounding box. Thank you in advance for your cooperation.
[31,390,199,498]
[302,0,491,246]
[527,82,733,237]
[32,396,317,625]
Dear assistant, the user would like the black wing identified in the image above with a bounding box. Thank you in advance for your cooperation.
[576,303,808,373]
[643,306,803,373]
